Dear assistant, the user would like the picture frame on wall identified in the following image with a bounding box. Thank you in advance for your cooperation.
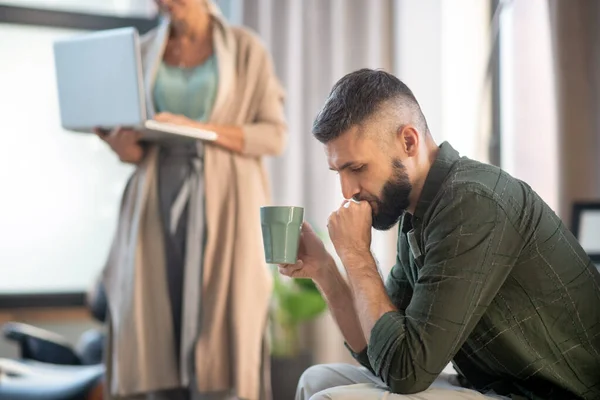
[571,201,600,264]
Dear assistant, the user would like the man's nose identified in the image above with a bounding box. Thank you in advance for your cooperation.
[340,174,360,201]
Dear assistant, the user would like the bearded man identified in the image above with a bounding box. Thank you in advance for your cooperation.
[279,69,600,400]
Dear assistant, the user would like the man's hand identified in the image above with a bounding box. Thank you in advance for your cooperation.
[327,200,373,264]
[278,222,335,284]
[329,200,396,345]
[279,221,370,353]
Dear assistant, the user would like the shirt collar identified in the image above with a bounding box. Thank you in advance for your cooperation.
[400,141,461,231]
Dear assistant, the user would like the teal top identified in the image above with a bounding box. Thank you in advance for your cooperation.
[153,54,218,122]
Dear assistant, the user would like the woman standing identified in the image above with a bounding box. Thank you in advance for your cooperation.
[96,1,286,399]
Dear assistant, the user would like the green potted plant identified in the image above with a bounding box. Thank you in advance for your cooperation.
[270,273,327,357]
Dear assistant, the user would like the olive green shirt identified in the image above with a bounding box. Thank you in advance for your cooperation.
[350,142,600,399]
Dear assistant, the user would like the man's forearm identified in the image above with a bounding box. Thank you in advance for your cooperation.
[343,254,396,342]
[316,259,367,352]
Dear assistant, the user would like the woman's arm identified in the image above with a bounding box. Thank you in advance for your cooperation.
[154,82,286,156]
[206,124,245,154]
[152,113,246,154]
[153,43,287,156]
[154,106,285,157]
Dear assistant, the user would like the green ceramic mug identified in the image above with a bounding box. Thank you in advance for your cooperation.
[260,206,304,264]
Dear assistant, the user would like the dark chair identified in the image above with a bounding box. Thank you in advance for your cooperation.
[0,278,107,400]
[3,276,107,364]
[2,322,105,366]
[0,358,104,400]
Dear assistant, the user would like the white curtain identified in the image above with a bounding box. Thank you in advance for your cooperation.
[238,0,397,364]
[242,0,394,234]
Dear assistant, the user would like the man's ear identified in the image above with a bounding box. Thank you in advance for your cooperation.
[398,125,419,157]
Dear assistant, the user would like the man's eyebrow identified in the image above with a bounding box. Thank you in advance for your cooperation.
[329,161,355,172]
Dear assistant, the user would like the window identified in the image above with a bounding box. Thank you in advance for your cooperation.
[0,24,134,294]
[498,0,558,211]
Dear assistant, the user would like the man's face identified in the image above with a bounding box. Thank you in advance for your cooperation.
[326,125,413,231]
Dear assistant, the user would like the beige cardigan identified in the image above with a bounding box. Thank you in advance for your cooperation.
[102,5,286,399]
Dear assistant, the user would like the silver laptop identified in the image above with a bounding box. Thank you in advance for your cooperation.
[52,27,217,142]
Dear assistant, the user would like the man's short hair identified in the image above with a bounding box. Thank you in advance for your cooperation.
[312,68,429,143]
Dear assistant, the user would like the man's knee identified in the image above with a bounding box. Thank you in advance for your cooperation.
[296,364,330,400]
[306,392,329,400]
[304,383,387,400]
[296,364,351,400]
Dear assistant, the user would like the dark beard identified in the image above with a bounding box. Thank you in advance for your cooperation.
[368,160,412,231]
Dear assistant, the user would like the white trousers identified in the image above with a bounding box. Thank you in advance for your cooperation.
[295,364,510,400]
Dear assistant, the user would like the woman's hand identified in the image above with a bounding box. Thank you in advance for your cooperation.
[94,127,145,164]
[153,112,195,127]
[154,112,245,154]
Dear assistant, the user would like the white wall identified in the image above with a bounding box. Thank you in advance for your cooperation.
[0,24,133,293]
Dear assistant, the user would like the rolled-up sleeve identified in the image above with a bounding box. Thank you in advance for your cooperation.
[344,342,374,374]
